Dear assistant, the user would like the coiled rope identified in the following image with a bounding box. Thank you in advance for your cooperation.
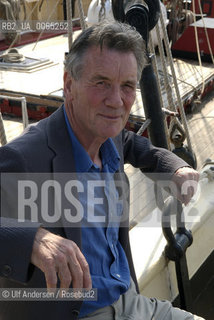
[0,48,25,63]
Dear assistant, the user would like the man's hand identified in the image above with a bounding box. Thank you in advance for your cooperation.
[171,167,199,206]
[31,228,92,290]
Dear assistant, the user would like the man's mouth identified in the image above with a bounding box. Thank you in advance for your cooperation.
[99,114,121,120]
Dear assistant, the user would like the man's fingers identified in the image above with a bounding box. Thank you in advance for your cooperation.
[44,265,58,290]
[58,267,72,289]
[64,243,92,289]
[182,180,197,205]
[176,181,196,205]
[56,254,72,289]
[67,249,84,289]
[76,250,92,289]
[31,228,91,290]
[172,167,199,205]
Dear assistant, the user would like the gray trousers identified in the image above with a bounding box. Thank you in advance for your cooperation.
[80,280,205,320]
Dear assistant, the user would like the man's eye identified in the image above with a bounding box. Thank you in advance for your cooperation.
[123,84,135,91]
[97,81,104,85]
[96,81,110,88]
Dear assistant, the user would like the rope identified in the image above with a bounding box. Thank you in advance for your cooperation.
[20,0,27,20]
[155,23,175,112]
[192,0,205,99]
[159,7,194,155]
[136,119,151,136]
[148,35,171,149]
[32,0,62,51]
[66,0,73,51]
[8,0,40,49]
[153,20,182,151]
[0,0,21,47]
[99,0,106,22]
[167,0,182,45]
[0,48,25,63]
[0,112,7,146]
[0,0,16,20]
[77,0,86,30]
[197,0,214,64]
[184,0,188,30]
[39,0,45,12]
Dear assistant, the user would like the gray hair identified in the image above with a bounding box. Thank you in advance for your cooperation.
[64,20,146,81]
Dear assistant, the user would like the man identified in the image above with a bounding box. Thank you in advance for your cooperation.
[0,21,203,319]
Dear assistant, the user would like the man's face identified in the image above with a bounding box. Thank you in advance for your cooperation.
[64,46,138,144]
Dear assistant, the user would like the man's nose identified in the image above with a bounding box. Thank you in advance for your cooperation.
[105,85,123,108]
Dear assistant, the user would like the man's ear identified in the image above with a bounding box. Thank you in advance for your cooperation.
[63,71,73,97]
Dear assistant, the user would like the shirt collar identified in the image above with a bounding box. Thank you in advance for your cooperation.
[63,106,120,173]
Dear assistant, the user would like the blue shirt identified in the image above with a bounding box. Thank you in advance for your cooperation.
[63,107,130,317]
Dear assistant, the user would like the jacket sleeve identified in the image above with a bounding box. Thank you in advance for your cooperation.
[0,145,41,284]
[123,129,189,175]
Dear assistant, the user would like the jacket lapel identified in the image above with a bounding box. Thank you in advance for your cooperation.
[45,106,81,246]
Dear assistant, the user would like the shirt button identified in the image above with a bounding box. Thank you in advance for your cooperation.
[116,274,121,278]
